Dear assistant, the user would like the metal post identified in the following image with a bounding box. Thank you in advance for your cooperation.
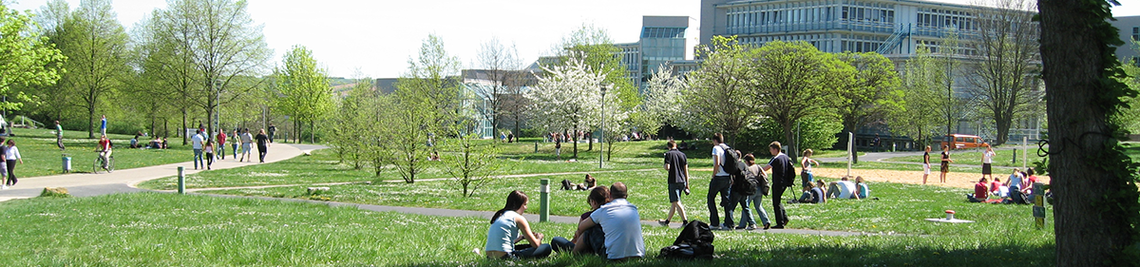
[539,179,550,222]
[534,142,538,153]
[177,166,185,194]
[599,85,608,169]
[1022,136,1029,169]
[1033,182,1046,229]
[847,132,854,177]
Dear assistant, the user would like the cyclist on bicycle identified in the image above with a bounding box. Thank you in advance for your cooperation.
[97,135,112,169]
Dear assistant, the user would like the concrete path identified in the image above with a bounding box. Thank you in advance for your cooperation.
[0,142,876,236]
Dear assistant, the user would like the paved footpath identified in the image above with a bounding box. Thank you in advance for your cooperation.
[0,143,877,237]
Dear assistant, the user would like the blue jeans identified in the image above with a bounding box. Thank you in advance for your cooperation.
[506,243,551,259]
[801,171,814,189]
[193,149,203,169]
[706,175,733,227]
[739,193,771,227]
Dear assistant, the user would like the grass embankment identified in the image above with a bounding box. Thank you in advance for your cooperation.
[0,193,1053,266]
[4,128,193,177]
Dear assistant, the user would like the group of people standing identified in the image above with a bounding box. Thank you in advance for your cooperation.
[191,127,271,170]
[0,139,22,190]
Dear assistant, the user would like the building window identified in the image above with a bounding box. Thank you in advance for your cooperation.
[1133,27,1138,41]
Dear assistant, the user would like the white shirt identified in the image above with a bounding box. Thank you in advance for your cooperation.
[4,146,19,161]
[836,180,856,199]
[711,144,729,177]
[983,150,995,164]
[191,134,204,149]
[590,198,645,259]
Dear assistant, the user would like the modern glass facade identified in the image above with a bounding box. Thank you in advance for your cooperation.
[616,16,694,92]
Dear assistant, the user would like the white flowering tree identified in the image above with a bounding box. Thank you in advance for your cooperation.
[526,57,620,159]
[636,66,687,138]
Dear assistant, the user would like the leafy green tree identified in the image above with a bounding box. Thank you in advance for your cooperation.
[390,34,463,183]
[748,40,852,161]
[1116,63,1140,133]
[273,45,333,144]
[834,51,902,162]
[327,76,374,169]
[49,0,130,138]
[890,46,944,147]
[0,3,65,119]
[677,36,757,145]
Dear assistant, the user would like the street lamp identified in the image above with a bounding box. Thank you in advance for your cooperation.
[599,83,611,169]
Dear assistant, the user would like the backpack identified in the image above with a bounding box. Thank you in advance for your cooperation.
[659,220,715,260]
[719,145,743,176]
[731,161,758,196]
[775,154,796,187]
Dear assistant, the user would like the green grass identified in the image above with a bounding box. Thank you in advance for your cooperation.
[0,192,1054,266]
[4,127,195,177]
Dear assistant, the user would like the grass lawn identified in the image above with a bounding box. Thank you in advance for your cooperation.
[4,127,195,177]
[0,193,1054,266]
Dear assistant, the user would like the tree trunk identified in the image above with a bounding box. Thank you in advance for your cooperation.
[181,109,188,145]
[783,121,797,164]
[1039,0,1137,265]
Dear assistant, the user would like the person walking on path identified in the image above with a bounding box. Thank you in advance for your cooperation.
[239,129,253,162]
[191,129,205,170]
[981,144,995,181]
[267,124,276,143]
[762,141,795,229]
[55,120,64,151]
[204,138,215,170]
[216,130,227,160]
[657,140,689,226]
[742,153,772,230]
[707,133,734,230]
[231,129,240,159]
[922,146,932,184]
[940,145,953,183]
[4,139,22,187]
[255,129,270,163]
[99,115,107,137]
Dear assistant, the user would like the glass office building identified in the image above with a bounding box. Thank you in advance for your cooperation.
[616,16,696,91]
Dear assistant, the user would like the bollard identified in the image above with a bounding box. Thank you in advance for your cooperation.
[178,166,185,194]
[61,154,72,173]
[534,142,538,153]
[1033,182,1046,229]
[1012,149,1017,165]
[539,179,550,222]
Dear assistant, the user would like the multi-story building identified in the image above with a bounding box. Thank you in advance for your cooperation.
[699,0,1044,146]
[1111,16,1140,65]
[616,16,697,91]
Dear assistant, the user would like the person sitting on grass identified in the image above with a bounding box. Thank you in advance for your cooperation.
[484,190,552,259]
[968,177,989,202]
[854,176,870,199]
[561,174,597,191]
[551,186,609,255]
[810,180,827,203]
[569,182,645,260]
[827,176,859,199]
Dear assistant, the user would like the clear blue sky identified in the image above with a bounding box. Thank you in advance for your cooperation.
[7,0,1140,78]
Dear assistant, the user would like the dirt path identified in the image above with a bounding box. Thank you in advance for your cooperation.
[810,167,1051,189]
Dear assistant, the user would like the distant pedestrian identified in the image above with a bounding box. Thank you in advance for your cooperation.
[922,146,931,184]
[100,115,107,137]
[554,133,562,161]
[191,129,205,170]
[204,138,215,170]
[3,139,18,187]
[55,120,64,151]
[800,149,819,189]
[216,129,227,160]
[707,133,733,230]
[940,145,953,183]
[240,129,253,162]
[255,129,270,163]
[267,124,277,143]
[231,129,240,159]
[982,144,995,181]
[657,140,689,226]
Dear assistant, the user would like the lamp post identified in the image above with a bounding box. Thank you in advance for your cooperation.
[599,84,610,169]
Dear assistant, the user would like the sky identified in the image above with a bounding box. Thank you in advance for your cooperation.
[7,0,1140,78]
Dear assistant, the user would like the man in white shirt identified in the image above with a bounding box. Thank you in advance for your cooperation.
[574,182,645,260]
[827,176,860,199]
[191,129,205,169]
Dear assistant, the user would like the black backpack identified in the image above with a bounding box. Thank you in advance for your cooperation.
[731,161,758,196]
[720,145,743,176]
[659,220,715,260]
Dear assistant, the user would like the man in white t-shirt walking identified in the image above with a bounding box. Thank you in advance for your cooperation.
[191,129,205,169]
[707,133,734,229]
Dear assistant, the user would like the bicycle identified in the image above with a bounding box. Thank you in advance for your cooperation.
[93,151,115,174]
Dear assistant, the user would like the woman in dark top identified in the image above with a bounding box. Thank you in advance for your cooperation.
[255,129,270,163]
[940,145,953,183]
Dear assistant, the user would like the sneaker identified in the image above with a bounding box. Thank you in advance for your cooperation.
[771,225,785,229]
[710,225,721,230]
[657,220,670,226]
[682,220,689,225]
[746,224,756,230]
[1,185,7,190]
[763,223,771,230]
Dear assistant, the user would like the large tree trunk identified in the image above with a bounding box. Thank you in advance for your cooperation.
[181,109,188,145]
[783,121,797,164]
[1039,0,1137,265]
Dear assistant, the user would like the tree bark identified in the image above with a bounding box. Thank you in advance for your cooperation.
[1039,0,1134,265]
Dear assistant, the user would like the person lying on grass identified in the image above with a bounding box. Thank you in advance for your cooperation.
[827,176,859,200]
[484,190,552,259]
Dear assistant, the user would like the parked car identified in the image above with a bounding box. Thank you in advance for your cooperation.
[941,134,983,150]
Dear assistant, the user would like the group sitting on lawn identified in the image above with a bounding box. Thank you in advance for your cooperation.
[967,168,1041,204]
[483,182,645,261]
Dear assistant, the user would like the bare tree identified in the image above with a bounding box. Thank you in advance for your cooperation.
[474,37,524,142]
[966,0,1042,145]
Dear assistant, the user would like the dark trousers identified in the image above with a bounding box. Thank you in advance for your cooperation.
[205,152,214,167]
[5,160,15,185]
[507,244,552,259]
[257,146,268,162]
[772,184,790,226]
[706,175,733,227]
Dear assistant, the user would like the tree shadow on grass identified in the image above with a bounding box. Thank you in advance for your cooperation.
[398,243,1053,267]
